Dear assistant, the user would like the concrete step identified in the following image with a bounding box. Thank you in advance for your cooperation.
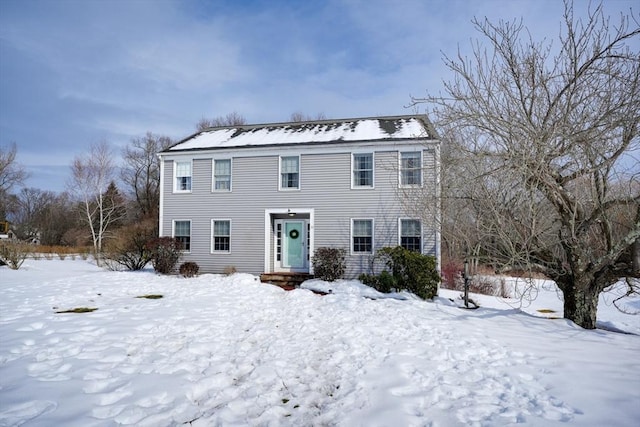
[260,272,313,290]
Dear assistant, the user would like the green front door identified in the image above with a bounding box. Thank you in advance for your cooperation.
[283,220,305,269]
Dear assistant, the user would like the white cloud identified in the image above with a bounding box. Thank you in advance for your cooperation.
[2,0,637,192]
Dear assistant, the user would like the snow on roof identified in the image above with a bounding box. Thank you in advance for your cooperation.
[166,115,435,152]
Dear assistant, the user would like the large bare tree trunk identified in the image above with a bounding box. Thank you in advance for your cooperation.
[559,279,600,329]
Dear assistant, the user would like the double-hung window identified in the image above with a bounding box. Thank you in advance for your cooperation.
[352,219,373,254]
[280,156,299,190]
[352,153,373,188]
[400,152,422,187]
[212,220,231,252]
[173,220,191,252]
[175,161,192,192]
[400,219,422,252]
[213,159,231,191]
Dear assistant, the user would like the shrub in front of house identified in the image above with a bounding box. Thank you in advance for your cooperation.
[362,246,440,300]
[145,237,182,274]
[179,261,199,278]
[359,270,396,293]
[312,247,346,282]
[103,222,156,271]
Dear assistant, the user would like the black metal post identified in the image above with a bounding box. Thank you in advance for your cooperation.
[463,259,469,308]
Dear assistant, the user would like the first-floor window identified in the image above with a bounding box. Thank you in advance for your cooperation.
[352,219,373,253]
[174,220,191,251]
[400,219,421,252]
[212,220,230,252]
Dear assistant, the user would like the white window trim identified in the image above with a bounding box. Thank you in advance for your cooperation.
[278,155,301,191]
[351,152,375,189]
[172,219,192,253]
[350,218,375,255]
[210,219,232,254]
[173,160,193,193]
[398,151,423,188]
[212,158,232,192]
[398,218,423,253]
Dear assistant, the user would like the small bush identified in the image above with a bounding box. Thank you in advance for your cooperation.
[312,247,346,282]
[145,237,182,274]
[468,277,496,295]
[359,270,396,293]
[0,241,30,270]
[441,260,463,289]
[375,246,440,299]
[223,265,237,275]
[179,261,199,278]
[103,222,156,271]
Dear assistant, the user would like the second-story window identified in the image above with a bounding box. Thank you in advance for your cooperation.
[280,156,299,190]
[213,159,231,191]
[175,161,192,192]
[400,152,422,187]
[352,153,373,188]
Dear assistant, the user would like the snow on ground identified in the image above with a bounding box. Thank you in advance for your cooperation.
[1,260,639,427]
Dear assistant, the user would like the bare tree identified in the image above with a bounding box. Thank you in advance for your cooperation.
[39,192,80,246]
[196,112,246,131]
[11,187,56,242]
[0,143,29,220]
[68,141,126,264]
[0,143,29,194]
[290,112,327,122]
[121,132,173,220]
[411,1,640,328]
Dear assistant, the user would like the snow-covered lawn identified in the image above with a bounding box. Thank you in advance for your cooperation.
[1,260,638,426]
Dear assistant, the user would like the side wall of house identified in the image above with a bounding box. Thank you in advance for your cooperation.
[160,143,439,277]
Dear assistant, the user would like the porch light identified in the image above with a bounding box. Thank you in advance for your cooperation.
[287,209,295,217]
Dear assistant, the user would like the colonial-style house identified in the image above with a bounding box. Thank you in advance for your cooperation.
[158,114,441,281]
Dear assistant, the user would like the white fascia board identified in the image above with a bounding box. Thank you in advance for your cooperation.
[161,139,438,161]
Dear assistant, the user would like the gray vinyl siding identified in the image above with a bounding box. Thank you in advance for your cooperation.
[161,144,439,277]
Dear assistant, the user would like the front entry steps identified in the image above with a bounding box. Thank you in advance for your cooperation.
[260,272,313,290]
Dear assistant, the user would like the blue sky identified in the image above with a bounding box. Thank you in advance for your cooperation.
[0,0,636,193]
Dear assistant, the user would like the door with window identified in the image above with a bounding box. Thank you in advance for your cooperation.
[275,220,308,272]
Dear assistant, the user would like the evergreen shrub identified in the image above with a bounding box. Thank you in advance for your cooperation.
[359,270,396,293]
[361,246,440,299]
